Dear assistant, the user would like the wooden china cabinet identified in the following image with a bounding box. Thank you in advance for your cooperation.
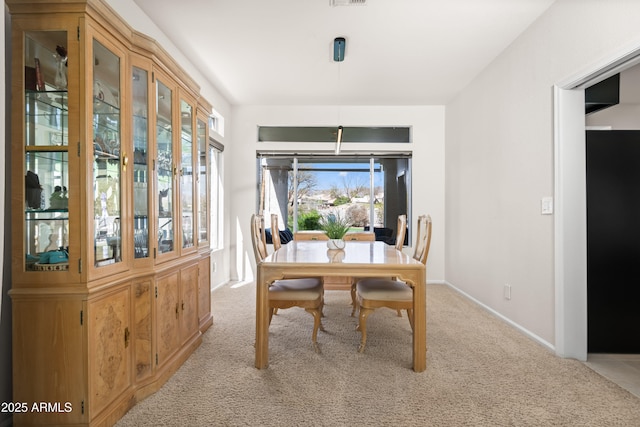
[7,1,214,425]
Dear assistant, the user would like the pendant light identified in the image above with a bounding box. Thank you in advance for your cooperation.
[335,125,343,154]
[334,37,345,154]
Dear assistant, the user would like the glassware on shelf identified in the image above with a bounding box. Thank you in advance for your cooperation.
[156,79,174,255]
[92,39,122,267]
[180,99,194,249]
[132,66,150,259]
[197,117,208,245]
[23,28,70,273]
[54,45,68,89]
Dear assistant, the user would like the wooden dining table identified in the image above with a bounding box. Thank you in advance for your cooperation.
[255,240,427,372]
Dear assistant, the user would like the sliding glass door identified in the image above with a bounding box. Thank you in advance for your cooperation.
[257,154,411,245]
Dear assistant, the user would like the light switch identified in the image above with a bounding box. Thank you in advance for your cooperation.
[541,197,553,215]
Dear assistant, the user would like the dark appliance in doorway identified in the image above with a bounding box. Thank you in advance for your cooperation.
[586,130,640,353]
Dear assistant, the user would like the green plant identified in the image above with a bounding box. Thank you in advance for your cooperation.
[320,212,351,239]
[333,195,351,206]
[297,210,322,230]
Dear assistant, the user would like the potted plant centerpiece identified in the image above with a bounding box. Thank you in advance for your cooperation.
[320,212,351,250]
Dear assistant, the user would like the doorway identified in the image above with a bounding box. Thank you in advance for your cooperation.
[586,130,640,353]
[555,45,640,360]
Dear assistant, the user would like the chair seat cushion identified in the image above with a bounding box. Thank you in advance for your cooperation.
[356,278,413,301]
[270,278,323,300]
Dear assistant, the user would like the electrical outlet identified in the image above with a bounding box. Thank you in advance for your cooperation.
[212,261,217,272]
[504,284,511,300]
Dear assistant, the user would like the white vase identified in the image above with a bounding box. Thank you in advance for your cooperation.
[327,239,346,250]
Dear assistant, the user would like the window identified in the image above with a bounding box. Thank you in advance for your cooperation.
[209,107,224,137]
[210,143,223,250]
[257,153,411,245]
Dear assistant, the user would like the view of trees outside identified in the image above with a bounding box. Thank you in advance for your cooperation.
[287,162,384,231]
[258,155,409,245]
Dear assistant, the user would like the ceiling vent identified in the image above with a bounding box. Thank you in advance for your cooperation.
[331,0,367,6]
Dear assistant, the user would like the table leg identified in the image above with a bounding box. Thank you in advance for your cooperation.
[412,274,427,372]
[255,265,270,369]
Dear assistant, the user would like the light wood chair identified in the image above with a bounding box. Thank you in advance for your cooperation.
[349,216,407,317]
[395,214,407,251]
[270,214,283,316]
[270,214,282,251]
[355,214,432,353]
[392,214,408,316]
[293,230,329,241]
[251,214,325,352]
[344,232,375,315]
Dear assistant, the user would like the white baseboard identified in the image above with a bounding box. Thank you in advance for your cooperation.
[441,281,555,353]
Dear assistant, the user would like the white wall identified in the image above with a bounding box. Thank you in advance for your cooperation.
[446,0,640,347]
[229,105,445,283]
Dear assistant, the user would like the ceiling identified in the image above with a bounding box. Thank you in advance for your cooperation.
[132,0,555,106]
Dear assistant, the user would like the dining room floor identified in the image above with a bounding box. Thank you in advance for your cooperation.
[584,354,640,398]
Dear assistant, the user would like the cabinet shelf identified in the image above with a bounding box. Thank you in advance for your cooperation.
[26,89,68,110]
[93,95,119,111]
[25,208,69,218]
[94,149,119,160]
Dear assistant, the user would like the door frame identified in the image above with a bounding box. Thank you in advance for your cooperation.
[554,42,640,360]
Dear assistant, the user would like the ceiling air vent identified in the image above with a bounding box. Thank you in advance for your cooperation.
[331,0,367,6]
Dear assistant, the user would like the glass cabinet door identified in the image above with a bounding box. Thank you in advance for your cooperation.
[23,30,70,272]
[92,39,122,267]
[156,79,174,255]
[196,116,208,246]
[180,99,194,249]
[132,66,149,259]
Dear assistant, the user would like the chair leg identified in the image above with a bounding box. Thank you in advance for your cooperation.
[406,309,414,331]
[357,307,373,353]
[396,309,402,317]
[350,283,357,317]
[268,307,275,325]
[306,308,323,353]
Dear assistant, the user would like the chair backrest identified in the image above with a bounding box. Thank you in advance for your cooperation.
[343,232,375,241]
[250,214,268,263]
[270,214,282,251]
[293,231,329,241]
[412,215,432,265]
[395,214,407,251]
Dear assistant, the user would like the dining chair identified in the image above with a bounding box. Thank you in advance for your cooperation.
[392,214,408,317]
[349,215,407,317]
[270,214,283,316]
[293,230,329,241]
[395,214,407,251]
[355,214,432,353]
[343,232,375,316]
[271,214,282,251]
[251,214,325,352]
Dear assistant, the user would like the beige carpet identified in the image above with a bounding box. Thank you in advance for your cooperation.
[116,282,640,426]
